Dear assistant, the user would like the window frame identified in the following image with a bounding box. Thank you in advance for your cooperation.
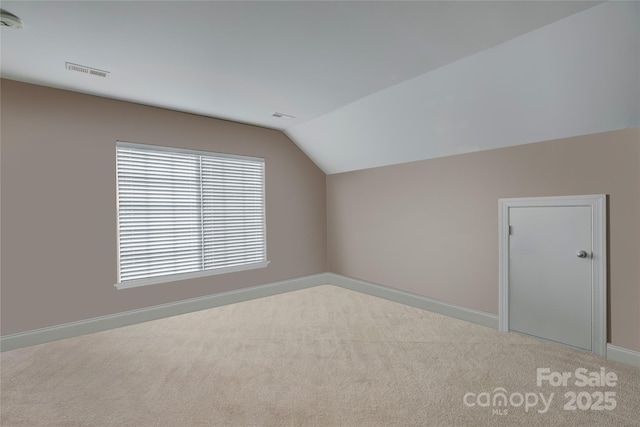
[115,141,269,290]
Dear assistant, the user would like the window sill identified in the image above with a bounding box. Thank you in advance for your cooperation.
[114,261,271,290]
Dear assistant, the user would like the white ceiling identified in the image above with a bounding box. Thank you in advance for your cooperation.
[2,1,637,174]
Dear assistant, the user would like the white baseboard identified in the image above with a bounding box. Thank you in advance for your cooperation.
[325,274,640,368]
[606,344,640,368]
[0,272,497,352]
[324,273,499,329]
[0,273,329,352]
[3,271,638,369]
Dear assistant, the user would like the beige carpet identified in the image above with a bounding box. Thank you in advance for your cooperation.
[1,285,639,426]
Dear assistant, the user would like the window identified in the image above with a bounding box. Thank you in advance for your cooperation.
[115,141,268,289]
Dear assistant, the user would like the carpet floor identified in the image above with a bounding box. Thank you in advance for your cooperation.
[1,285,639,426]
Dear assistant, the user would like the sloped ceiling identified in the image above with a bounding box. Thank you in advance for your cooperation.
[1,1,637,174]
[288,1,640,173]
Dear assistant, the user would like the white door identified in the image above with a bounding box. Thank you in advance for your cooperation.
[509,206,592,350]
[498,195,607,357]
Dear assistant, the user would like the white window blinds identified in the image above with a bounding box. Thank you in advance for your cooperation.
[116,142,267,287]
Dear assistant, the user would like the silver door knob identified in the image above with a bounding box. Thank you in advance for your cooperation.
[576,250,588,258]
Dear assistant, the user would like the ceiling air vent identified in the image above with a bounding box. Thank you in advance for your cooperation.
[65,62,110,78]
[272,112,295,120]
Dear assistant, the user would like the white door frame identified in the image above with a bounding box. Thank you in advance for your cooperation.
[498,194,607,358]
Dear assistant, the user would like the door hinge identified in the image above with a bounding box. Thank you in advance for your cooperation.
[509,225,513,235]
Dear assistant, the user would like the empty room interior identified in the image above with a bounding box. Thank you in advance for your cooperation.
[1,1,639,426]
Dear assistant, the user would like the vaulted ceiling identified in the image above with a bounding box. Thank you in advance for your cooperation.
[1,1,638,173]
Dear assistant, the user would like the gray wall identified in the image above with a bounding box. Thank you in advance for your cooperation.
[1,79,327,335]
[327,128,640,352]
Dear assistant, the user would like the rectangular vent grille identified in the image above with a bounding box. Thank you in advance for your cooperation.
[65,62,109,78]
